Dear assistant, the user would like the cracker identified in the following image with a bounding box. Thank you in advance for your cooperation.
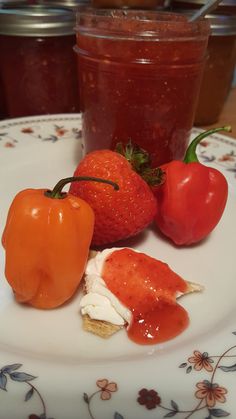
[83,250,204,338]
[185,280,204,294]
[82,314,123,338]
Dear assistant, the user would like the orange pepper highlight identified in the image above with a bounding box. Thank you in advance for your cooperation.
[2,176,118,309]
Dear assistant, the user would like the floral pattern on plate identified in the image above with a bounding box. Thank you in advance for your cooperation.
[0,363,54,419]
[0,115,82,149]
[1,333,236,419]
[191,128,236,181]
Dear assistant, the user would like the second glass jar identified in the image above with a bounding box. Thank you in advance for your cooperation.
[0,6,80,118]
[194,14,236,126]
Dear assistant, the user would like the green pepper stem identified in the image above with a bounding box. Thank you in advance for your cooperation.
[45,176,119,199]
[183,126,232,164]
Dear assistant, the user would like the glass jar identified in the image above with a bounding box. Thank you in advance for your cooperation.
[75,8,210,166]
[0,6,80,118]
[194,14,236,126]
[91,0,171,9]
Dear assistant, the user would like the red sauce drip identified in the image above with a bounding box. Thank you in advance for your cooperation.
[102,248,189,345]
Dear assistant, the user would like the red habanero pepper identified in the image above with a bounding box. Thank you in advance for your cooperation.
[154,127,230,246]
[2,176,118,309]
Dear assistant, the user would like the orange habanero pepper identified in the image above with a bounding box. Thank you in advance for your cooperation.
[2,176,118,309]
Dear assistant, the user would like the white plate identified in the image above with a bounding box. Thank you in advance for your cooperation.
[0,114,236,419]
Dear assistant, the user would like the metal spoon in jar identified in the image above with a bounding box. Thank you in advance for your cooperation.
[189,0,223,22]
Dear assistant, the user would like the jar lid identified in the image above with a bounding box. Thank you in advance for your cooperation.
[39,0,89,9]
[208,13,236,35]
[172,0,236,6]
[0,0,28,6]
[176,9,236,35]
[0,5,75,36]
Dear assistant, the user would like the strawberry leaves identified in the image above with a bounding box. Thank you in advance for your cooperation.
[116,141,165,187]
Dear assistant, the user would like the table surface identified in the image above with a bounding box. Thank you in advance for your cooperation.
[201,87,236,139]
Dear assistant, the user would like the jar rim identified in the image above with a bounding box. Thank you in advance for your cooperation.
[76,7,210,41]
[0,5,75,36]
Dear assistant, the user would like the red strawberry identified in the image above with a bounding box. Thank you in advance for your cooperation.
[69,149,158,246]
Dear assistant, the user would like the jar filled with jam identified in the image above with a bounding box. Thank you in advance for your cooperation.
[193,14,236,126]
[0,6,80,118]
[75,8,210,166]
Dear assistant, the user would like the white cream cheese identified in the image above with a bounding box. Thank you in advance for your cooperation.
[80,248,132,326]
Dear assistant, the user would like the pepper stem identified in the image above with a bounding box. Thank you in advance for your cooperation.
[45,176,119,199]
[183,126,232,164]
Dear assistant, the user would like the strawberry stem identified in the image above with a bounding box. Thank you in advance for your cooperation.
[116,140,165,186]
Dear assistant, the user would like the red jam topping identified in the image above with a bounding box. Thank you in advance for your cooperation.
[102,248,189,345]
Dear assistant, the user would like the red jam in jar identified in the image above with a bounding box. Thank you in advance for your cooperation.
[75,9,210,166]
[0,6,80,118]
[194,14,236,126]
